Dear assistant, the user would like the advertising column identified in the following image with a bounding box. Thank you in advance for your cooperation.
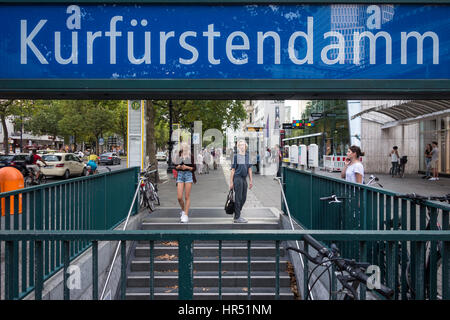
[127,100,145,171]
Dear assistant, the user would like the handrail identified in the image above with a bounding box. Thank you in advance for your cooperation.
[284,166,450,211]
[274,176,315,300]
[1,230,449,241]
[99,176,142,300]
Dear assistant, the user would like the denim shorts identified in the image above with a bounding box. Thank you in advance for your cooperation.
[176,170,193,183]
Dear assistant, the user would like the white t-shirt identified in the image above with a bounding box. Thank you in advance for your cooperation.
[345,162,365,183]
[391,151,399,162]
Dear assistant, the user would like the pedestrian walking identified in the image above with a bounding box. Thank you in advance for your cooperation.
[197,152,203,174]
[203,149,210,174]
[174,143,197,223]
[341,145,365,184]
[423,143,433,179]
[389,146,400,176]
[429,141,440,181]
[229,139,253,223]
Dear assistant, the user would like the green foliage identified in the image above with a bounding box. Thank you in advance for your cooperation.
[153,100,246,134]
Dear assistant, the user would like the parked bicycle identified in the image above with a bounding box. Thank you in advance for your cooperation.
[139,164,160,212]
[366,175,383,188]
[391,156,408,178]
[287,234,394,300]
[390,193,449,300]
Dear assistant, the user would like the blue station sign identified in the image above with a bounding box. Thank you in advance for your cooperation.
[0,4,449,80]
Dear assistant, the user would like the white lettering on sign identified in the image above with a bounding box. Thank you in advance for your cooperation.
[18,6,441,67]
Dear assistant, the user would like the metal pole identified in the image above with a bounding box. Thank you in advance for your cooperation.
[167,100,174,173]
[274,176,315,300]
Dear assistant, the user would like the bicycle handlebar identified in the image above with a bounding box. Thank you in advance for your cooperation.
[319,195,351,201]
[398,193,450,202]
[292,234,394,299]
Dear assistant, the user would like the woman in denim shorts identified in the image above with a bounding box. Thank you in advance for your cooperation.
[175,143,196,223]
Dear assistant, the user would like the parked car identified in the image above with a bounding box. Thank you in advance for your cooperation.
[99,152,121,165]
[40,153,87,179]
[156,151,167,161]
[0,153,30,175]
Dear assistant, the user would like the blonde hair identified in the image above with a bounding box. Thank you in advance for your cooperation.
[237,139,248,151]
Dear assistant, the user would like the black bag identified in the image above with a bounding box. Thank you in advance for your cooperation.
[224,190,235,215]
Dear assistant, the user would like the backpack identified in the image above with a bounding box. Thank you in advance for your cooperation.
[224,190,235,215]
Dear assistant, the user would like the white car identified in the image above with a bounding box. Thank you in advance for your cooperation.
[156,151,167,161]
[40,153,87,179]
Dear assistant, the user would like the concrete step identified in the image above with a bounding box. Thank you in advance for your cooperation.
[126,271,291,288]
[141,221,280,230]
[130,257,289,272]
[134,245,286,258]
[126,287,295,300]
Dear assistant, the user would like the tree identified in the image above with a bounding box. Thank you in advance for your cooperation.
[84,101,115,154]
[25,100,64,148]
[111,100,128,152]
[0,99,14,154]
[57,100,88,149]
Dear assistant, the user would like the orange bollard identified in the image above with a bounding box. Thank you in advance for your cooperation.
[0,166,24,216]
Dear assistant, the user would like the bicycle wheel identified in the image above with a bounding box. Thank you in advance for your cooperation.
[139,188,145,208]
[39,174,46,185]
[24,176,33,188]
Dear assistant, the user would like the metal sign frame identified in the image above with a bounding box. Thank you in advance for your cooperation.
[0,0,449,99]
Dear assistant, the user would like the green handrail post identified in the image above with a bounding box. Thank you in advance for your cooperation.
[359,241,367,300]
[63,240,70,300]
[121,240,127,300]
[303,242,309,300]
[149,240,154,300]
[443,210,449,300]
[92,241,98,300]
[35,240,43,300]
[275,240,280,300]
[415,241,425,300]
[247,240,251,300]
[178,238,193,300]
[401,199,408,300]
[218,240,222,300]
[429,207,438,300]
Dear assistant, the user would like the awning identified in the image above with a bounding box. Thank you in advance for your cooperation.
[282,132,323,142]
[351,100,450,129]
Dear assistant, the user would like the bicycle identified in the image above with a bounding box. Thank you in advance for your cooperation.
[287,234,394,300]
[391,193,449,300]
[139,165,160,212]
[391,156,407,178]
[366,175,383,188]
[24,166,47,187]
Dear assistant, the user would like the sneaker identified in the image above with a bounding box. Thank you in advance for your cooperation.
[180,210,185,217]
[233,217,248,223]
[180,214,189,223]
[429,177,437,181]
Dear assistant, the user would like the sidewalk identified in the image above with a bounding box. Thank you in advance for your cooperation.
[156,158,281,211]
[315,169,450,196]
[155,160,449,213]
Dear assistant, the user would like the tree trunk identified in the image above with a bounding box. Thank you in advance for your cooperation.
[146,100,159,182]
[1,115,9,155]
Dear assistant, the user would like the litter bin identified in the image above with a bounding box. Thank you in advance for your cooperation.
[0,166,24,216]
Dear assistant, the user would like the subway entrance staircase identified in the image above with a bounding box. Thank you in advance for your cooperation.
[125,208,296,300]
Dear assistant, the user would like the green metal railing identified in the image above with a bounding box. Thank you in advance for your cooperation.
[282,166,450,300]
[0,167,139,300]
[0,230,449,300]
